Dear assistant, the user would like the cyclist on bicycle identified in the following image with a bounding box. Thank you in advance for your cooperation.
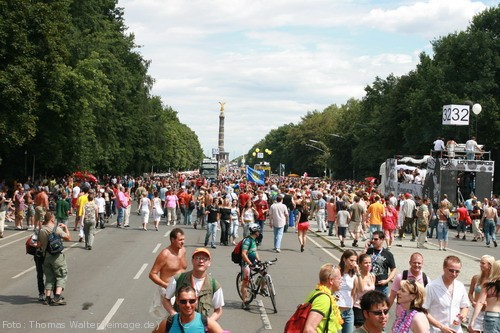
[240,223,261,310]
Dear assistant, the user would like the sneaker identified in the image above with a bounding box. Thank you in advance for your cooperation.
[0,232,3,238]
[340,241,345,247]
[462,235,466,240]
[455,235,460,239]
[44,296,52,305]
[260,288,270,297]
[443,248,447,251]
[78,237,83,243]
[87,246,92,250]
[50,297,66,306]
[242,302,250,310]
[494,240,498,247]
[472,238,478,242]
[439,247,442,251]
[276,249,280,253]
[38,294,45,302]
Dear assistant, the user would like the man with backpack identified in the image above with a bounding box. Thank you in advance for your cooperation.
[299,263,343,333]
[164,248,224,321]
[388,252,429,316]
[36,211,71,305]
[240,224,261,310]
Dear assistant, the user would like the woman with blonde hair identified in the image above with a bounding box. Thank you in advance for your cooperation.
[392,280,430,333]
[436,201,451,251]
[468,255,495,332]
[469,260,500,333]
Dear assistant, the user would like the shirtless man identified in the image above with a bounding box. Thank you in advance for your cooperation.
[481,204,498,247]
[149,228,188,312]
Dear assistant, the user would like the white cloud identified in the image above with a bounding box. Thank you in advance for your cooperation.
[118,0,494,159]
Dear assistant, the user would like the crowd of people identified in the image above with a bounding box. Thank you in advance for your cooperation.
[1,171,500,332]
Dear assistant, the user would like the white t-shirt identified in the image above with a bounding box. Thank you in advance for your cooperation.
[336,273,355,308]
[95,197,106,213]
[72,186,80,199]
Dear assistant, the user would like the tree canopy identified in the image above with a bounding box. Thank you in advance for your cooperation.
[0,0,203,178]
[245,5,500,191]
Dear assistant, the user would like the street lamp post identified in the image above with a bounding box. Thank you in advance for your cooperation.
[307,139,329,177]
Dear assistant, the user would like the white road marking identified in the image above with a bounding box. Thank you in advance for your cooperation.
[0,235,27,248]
[164,230,171,238]
[0,230,26,240]
[152,243,161,253]
[257,299,272,330]
[306,235,341,261]
[12,266,36,279]
[134,263,148,280]
[97,298,125,331]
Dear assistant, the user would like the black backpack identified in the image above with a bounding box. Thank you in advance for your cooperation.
[402,270,428,286]
[46,224,64,255]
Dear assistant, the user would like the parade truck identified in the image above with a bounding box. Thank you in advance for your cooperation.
[200,158,219,180]
[378,146,494,207]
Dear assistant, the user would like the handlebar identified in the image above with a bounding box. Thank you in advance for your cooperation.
[252,258,277,271]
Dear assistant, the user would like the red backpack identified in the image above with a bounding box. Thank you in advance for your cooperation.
[231,236,254,264]
[284,292,331,333]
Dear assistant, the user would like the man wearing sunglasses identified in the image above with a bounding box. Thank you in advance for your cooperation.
[152,285,223,333]
[353,290,389,333]
[423,255,470,333]
[362,231,397,296]
[164,248,224,321]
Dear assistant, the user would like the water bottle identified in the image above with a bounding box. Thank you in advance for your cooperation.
[30,229,39,245]
[451,314,461,332]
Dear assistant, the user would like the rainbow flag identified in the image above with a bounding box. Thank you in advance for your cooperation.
[246,166,265,185]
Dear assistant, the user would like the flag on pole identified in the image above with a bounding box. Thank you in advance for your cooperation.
[246,166,265,185]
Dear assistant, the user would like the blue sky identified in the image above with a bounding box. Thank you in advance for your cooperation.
[118,0,496,160]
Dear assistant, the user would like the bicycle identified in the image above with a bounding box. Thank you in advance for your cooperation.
[236,258,278,313]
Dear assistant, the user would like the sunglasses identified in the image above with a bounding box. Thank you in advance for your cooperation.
[368,309,390,316]
[178,299,197,305]
[448,268,460,274]
[194,256,209,262]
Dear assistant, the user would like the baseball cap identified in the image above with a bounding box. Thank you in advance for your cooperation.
[192,248,211,259]
[405,193,412,198]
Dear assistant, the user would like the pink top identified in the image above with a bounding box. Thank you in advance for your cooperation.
[165,194,178,208]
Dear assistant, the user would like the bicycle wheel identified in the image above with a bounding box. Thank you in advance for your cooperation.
[266,274,277,313]
[236,272,255,303]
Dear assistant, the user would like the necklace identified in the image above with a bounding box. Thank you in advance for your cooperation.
[178,314,194,329]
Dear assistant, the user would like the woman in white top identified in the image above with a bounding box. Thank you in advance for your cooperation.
[151,191,163,231]
[240,200,257,238]
[138,192,151,231]
[337,249,359,333]
[229,199,240,245]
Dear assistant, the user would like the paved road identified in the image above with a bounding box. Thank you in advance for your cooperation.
[0,208,495,333]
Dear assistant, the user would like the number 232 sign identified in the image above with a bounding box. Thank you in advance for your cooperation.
[442,104,470,126]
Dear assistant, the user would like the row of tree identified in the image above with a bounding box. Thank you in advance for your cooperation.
[245,6,500,191]
[0,0,204,180]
